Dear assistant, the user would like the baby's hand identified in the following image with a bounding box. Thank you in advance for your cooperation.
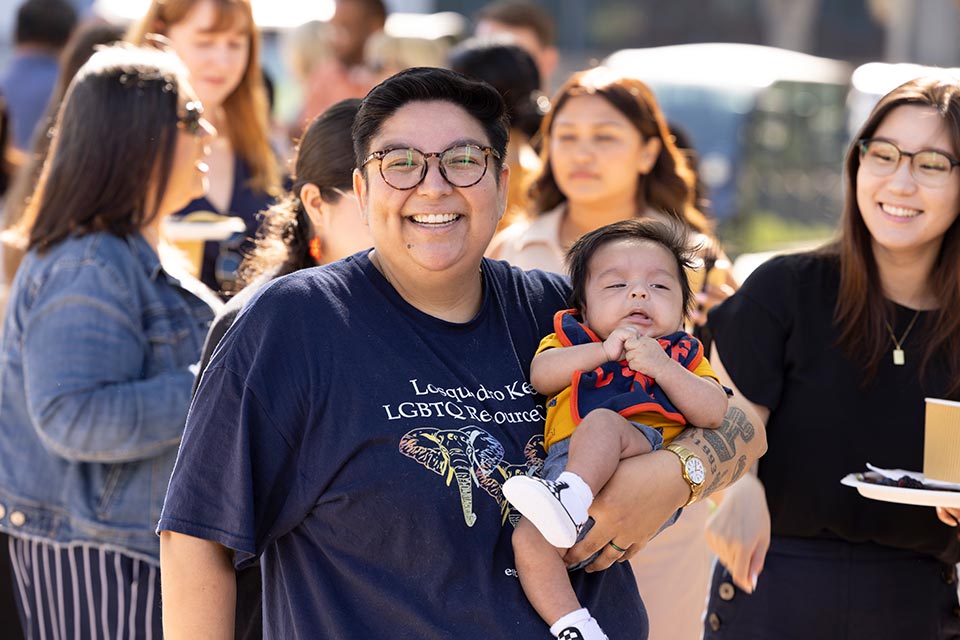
[601,327,639,362]
[624,335,670,378]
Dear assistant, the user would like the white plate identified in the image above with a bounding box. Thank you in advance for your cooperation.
[841,473,960,508]
[162,217,246,242]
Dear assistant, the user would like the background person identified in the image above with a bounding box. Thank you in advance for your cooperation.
[196,97,369,382]
[296,0,385,129]
[193,98,368,640]
[473,0,558,92]
[157,66,766,639]
[127,0,281,296]
[488,66,737,640]
[448,37,546,229]
[704,75,960,639]
[0,44,218,638]
[361,32,449,85]
[1,20,125,286]
[0,0,77,152]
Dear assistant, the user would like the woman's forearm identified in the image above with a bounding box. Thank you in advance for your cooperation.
[160,531,236,640]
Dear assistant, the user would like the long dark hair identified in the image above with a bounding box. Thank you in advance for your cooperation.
[238,99,360,286]
[532,67,709,234]
[27,45,185,252]
[830,76,960,395]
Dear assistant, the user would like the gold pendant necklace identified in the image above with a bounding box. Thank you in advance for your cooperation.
[883,310,921,366]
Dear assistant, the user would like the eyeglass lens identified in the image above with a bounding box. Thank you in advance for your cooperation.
[860,139,956,186]
[378,145,489,189]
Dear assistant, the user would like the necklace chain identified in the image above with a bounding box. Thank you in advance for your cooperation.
[883,310,922,366]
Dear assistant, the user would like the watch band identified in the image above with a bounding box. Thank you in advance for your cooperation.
[665,443,704,507]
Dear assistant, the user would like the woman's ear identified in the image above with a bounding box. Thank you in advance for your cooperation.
[300,183,324,232]
[637,136,663,174]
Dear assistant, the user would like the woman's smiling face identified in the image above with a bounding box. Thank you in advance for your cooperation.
[856,104,960,263]
[354,100,508,280]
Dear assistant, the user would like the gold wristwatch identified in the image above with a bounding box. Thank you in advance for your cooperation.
[665,444,705,507]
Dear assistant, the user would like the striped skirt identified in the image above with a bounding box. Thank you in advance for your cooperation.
[7,536,163,640]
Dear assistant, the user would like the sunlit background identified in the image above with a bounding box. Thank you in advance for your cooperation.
[1,0,958,267]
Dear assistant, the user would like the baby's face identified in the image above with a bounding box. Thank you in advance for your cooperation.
[581,239,685,340]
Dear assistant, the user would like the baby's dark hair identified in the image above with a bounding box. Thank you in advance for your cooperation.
[565,219,698,318]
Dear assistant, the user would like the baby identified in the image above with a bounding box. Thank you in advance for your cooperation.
[503,219,729,639]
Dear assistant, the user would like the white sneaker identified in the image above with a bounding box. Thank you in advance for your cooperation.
[502,475,588,548]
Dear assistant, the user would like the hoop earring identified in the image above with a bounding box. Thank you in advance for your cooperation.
[309,236,323,264]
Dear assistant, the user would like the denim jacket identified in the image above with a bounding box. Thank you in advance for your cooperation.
[0,232,218,562]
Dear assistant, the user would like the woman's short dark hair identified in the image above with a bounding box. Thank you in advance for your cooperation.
[566,219,696,319]
[15,0,77,48]
[447,38,545,140]
[352,66,509,178]
[238,98,361,286]
[27,45,186,252]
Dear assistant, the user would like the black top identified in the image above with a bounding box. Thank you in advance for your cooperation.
[192,271,269,397]
[175,156,275,296]
[709,251,960,563]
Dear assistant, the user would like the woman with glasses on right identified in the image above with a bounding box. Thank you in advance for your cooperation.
[703,76,960,638]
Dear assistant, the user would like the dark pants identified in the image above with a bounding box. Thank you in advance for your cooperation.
[0,532,22,638]
[236,563,263,640]
[704,536,960,640]
[8,536,163,640]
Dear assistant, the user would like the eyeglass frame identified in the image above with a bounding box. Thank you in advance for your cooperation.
[857,137,960,185]
[178,101,205,136]
[361,144,502,190]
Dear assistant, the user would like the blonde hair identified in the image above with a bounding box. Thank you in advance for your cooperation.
[363,33,448,76]
[126,0,280,195]
[283,20,334,82]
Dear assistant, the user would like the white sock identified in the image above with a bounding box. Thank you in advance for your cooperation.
[557,471,594,511]
[550,608,607,640]
[550,608,589,636]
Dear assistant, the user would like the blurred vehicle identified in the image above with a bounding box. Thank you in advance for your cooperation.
[604,43,852,255]
[847,61,960,137]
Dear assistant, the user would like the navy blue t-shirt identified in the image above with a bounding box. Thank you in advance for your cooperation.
[160,251,649,639]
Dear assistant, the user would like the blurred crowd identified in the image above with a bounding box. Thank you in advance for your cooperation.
[0,0,957,639]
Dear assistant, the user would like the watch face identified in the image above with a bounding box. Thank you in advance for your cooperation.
[685,457,706,485]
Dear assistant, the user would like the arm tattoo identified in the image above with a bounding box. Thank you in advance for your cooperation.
[681,406,758,496]
[731,454,748,483]
[702,406,755,463]
[704,467,727,495]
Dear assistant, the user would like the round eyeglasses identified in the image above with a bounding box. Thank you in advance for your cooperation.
[858,138,960,187]
[362,144,500,190]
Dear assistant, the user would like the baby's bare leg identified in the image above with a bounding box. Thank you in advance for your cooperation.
[513,517,581,626]
[566,408,654,496]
